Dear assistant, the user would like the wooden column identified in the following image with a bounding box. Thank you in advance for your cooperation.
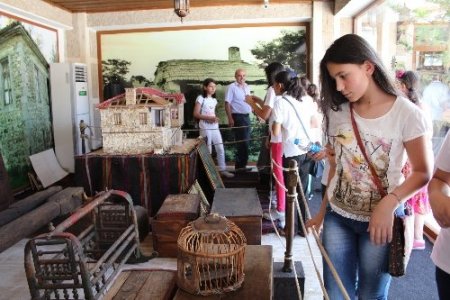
[283,159,298,272]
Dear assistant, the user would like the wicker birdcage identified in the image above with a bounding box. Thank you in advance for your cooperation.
[177,213,247,296]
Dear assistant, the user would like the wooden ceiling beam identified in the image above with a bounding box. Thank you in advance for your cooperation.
[42,0,323,13]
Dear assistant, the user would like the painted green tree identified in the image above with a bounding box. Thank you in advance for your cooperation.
[101,58,131,85]
[250,30,307,74]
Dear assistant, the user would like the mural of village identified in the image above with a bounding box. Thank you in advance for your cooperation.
[100,25,308,161]
[0,17,57,189]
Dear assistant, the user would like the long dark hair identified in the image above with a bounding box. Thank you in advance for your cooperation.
[274,71,305,101]
[202,78,216,98]
[397,70,420,104]
[265,62,285,88]
[319,34,398,132]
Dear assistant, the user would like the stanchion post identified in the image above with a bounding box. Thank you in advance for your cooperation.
[283,159,298,272]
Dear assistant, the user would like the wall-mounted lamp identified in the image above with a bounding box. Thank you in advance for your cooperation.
[174,0,190,22]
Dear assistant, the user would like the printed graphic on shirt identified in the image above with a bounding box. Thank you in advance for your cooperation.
[330,127,392,219]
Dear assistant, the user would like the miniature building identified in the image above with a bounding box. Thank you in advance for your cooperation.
[97,87,185,154]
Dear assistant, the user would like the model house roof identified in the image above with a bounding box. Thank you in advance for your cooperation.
[97,87,185,109]
[153,59,266,86]
[0,22,48,67]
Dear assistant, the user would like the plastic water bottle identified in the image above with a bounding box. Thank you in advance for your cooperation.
[291,138,321,154]
[305,142,322,154]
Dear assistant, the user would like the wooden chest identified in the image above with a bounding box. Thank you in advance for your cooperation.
[152,194,200,257]
[211,188,263,245]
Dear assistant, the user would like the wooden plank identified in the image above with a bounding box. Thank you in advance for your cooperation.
[136,270,177,300]
[113,271,150,299]
[173,245,273,300]
[103,271,131,300]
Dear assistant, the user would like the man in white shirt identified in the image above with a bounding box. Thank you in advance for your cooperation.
[225,69,252,172]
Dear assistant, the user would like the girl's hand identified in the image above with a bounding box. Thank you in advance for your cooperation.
[310,149,326,161]
[368,194,397,245]
[245,95,254,104]
[306,211,326,234]
[325,145,336,159]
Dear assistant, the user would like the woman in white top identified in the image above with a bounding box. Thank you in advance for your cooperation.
[306,34,433,299]
[193,78,234,178]
[429,131,450,299]
[246,62,286,226]
[272,70,319,236]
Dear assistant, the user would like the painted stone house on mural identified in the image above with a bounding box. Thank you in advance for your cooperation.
[0,22,53,188]
[97,87,185,154]
[153,47,266,126]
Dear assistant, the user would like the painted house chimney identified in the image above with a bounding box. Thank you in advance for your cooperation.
[228,47,241,61]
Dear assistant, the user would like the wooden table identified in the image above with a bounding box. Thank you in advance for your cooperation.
[173,245,273,300]
[104,245,273,300]
[74,139,200,217]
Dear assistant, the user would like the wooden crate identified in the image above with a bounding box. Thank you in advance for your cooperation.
[211,188,263,245]
[152,194,200,257]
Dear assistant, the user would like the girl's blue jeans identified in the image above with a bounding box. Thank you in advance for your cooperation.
[322,209,392,300]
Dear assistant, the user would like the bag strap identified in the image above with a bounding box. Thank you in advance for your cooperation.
[350,103,386,197]
[282,95,312,142]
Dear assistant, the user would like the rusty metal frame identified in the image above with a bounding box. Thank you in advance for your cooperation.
[24,190,142,300]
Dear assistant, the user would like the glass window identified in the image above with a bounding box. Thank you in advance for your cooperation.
[0,58,12,105]
[151,108,165,127]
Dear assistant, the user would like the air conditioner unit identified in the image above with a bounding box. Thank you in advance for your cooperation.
[50,63,91,173]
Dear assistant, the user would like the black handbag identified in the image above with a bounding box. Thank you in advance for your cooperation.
[350,103,405,277]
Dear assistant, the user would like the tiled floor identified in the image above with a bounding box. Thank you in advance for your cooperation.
[0,231,323,300]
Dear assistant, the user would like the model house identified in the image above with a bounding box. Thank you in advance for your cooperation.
[97,87,185,154]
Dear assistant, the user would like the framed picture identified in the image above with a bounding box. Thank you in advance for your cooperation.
[98,23,308,164]
[98,23,309,121]
[0,13,58,190]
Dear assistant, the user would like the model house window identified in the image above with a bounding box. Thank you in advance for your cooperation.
[151,109,165,127]
[139,112,148,125]
[0,58,12,105]
[113,113,122,125]
[171,108,178,120]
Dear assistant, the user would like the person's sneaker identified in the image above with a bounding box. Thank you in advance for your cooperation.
[234,167,253,173]
[263,209,285,226]
[413,239,426,250]
[220,170,235,178]
[270,191,277,206]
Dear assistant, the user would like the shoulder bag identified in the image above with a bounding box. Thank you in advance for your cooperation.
[350,103,406,277]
